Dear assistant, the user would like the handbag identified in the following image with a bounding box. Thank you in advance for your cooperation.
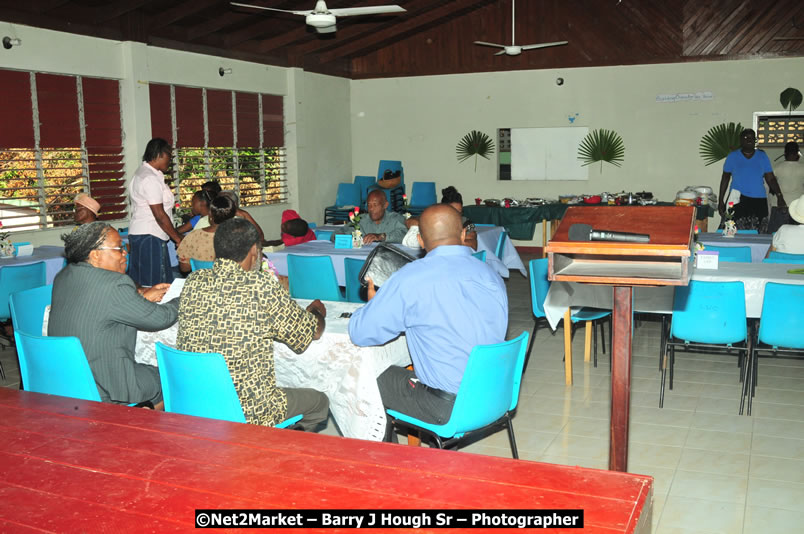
[358,242,416,289]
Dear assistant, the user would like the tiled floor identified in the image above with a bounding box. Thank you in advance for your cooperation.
[3,252,804,533]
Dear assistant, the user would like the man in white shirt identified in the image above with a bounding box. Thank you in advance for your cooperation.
[772,193,804,255]
[773,142,804,208]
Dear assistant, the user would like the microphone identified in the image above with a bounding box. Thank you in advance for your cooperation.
[568,223,650,243]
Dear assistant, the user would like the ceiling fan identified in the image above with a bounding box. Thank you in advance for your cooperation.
[231,1,406,34]
[474,0,568,56]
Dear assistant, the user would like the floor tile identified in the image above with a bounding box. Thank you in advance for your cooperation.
[746,477,804,512]
[657,496,744,533]
[689,411,754,433]
[749,454,804,484]
[742,506,804,534]
[684,427,752,453]
[668,470,747,503]
[750,434,804,460]
[676,449,750,477]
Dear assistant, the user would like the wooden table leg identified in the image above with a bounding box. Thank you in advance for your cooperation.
[610,286,633,472]
[564,309,573,385]
[407,433,421,447]
[584,321,592,362]
[542,219,548,258]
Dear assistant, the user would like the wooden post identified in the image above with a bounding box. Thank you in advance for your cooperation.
[610,286,633,472]
[563,309,573,385]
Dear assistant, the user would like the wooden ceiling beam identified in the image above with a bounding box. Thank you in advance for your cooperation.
[32,0,71,13]
[318,0,492,63]
[94,0,152,24]
[149,0,221,31]
[185,12,247,41]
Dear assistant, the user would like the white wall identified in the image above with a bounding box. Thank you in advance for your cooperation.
[0,22,352,246]
[351,57,804,244]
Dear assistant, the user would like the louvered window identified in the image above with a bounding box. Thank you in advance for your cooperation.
[0,69,125,231]
[149,84,286,209]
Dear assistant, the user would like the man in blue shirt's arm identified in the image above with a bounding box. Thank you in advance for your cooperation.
[349,204,508,441]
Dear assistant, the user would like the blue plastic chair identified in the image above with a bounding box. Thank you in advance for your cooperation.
[324,183,361,223]
[354,175,377,207]
[765,251,804,264]
[387,331,529,458]
[14,331,101,402]
[748,283,804,414]
[155,343,301,428]
[190,259,214,271]
[662,280,749,413]
[307,222,317,229]
[344,257,367,303]
[10,284,52,337]
[702,245,751,263]
[407,182,437,216]
[377,160,403,182]
[472,250,487,262]
[716,229,759,234]
[525,259,610,372]
[0,261,47,322]
[494,230,508,260]
[314,230,333,241]
[287,255,344,301]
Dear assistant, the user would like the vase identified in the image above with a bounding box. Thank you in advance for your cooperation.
[0,240,14,258]
[352,231,363,248]
[723,220,737,238]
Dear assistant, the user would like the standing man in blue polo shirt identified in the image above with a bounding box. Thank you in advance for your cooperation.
[718,128,786,231]
[348,204,508,441]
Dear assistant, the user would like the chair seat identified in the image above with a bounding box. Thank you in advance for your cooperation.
[386,408,468,439]
[570,307,611,322]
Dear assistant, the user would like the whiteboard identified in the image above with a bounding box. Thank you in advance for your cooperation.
[510,127,589,181]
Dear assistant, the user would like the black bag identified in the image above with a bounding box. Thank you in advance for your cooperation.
[358,242,416,289]
[767,206,791,234]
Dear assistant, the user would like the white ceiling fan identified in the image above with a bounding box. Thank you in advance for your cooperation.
[231,1,406,34]
[474,0,568,56]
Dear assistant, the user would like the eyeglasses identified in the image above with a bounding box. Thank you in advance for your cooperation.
[97,246,127,253]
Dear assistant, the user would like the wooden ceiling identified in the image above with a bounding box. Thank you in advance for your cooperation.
[1,0,804,79]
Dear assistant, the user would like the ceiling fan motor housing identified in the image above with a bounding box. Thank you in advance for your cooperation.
[306,13,337,28]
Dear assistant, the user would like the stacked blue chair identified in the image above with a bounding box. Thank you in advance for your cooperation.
[748,283,804,415]
[472,250,487,262]
[387,331,529,458]
[353,175,377,208]
[702,245,751,263]
[525,259,610,372]
[324,183,361,224]
[344,257,367,303]
[14,331,101,402]
[155,343,301,428]
[764,251,804,264]
[10,285,52,337]
[661,280,749,413]
[406,182,437,216]
[494,230,508,260]
[287,255,344,301]
[190,259,214,271]
[0,261,47,379]
[376,160,406,211]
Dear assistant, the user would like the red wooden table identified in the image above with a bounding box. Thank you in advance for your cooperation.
[0,388,652,533]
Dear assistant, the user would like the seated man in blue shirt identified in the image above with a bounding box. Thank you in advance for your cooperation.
[359,189,408,244]
[349,204,508,441]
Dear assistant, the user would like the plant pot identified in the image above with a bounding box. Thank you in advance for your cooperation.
[376,177,401,189]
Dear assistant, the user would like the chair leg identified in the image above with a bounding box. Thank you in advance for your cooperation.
[0,359,5,381]
[669,344,675,390]
[659,345,668,408]
[505,416,519,460]
[593,320,598,368]
[599,318,606,355]
[523,320,539,374]
[660,315,667,371]
[741,343,753,416]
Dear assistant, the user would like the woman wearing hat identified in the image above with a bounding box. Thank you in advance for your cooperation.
[771,194,804,254]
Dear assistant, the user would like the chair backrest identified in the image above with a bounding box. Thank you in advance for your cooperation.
[353,175,377,205]
[287,254,344,301]
[757,282,804,349]
[671,280,747,344]
[703,245,751,263]
[472,250,487,262]
[14,331,101,401]
[155,342,246,423]
[377,159,403,182]
[314,230,334,241]
[10,284,53,336]
[409,182,437,208]
[716,229,759,234]
[528,258,550,319]
[307,222,317,229]
[494,230,508,260]
[335,183,361,207]
[0,261,47,321]
[766,251,804,264]
[190,258,214,271]
[344,257,367,303]
[443,331,529,436]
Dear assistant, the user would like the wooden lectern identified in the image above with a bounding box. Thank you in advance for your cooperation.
[545,206,695,472]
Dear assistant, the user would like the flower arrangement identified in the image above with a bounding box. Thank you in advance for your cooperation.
[173,202,191,227]
[401,193,412,219]
[0,222,13,258]
[723,202,737,237]
[348,207,361,230]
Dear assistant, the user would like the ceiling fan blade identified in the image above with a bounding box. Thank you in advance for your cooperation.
[474,41,505,49]
[520,41,569,50]
[230,2,309,16]
[495,50,508,56]
[329,5,406,17]
[316,24,337,33]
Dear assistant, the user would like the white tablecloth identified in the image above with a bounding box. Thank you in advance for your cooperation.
[698,233,772,263]
[134,281,411,441]
[544,262,804,328]
[0,246,65,284]
[476,226,528,277]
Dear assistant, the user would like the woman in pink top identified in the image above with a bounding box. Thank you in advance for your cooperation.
[128,138,184,286]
